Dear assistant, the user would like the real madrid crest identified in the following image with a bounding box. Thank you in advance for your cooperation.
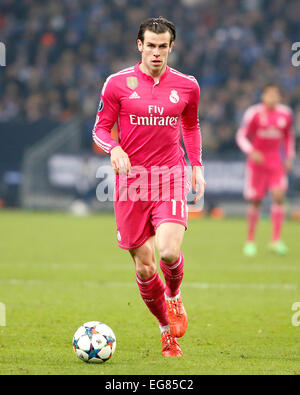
[277,117,287,128]
[169,90,179,104]
[127,76,138,90]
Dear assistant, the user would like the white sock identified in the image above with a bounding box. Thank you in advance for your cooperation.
[159,325,170,334]
[165,290,181,301]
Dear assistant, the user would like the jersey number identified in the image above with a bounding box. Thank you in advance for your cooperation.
[171,199,185,218]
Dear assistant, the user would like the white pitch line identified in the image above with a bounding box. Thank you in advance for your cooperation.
[185,282,298,291]
[0,279,298,291]
[2,262,300,272]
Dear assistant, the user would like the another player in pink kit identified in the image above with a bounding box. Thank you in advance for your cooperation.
[236,84,294,257]
[92,18,205,357]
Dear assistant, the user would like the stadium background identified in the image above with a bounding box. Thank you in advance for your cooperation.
[0,0,300,376]
[0,0,299,214]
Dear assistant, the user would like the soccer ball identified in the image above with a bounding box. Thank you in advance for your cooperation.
[73,321,117,363]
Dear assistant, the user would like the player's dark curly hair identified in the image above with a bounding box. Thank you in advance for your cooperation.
[263,82,281,93]
[137,17,176,44]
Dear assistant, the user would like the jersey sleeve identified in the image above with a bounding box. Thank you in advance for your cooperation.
[283,111,295,159]
[92,76,121,154]
[181,80,202,167]
[236,106,257,155]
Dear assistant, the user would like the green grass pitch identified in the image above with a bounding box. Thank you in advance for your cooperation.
[0,210,299,375]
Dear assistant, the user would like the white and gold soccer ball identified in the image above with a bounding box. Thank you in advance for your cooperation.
[73,321,116,363]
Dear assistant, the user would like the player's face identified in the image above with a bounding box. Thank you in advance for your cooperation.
[262,87,281,109]
[137,30,174,76]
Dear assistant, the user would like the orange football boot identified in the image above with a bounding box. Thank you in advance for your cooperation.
[166,295,188,338]
[160,331,183,357]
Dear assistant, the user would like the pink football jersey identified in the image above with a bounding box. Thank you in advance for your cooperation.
[236,103,294,168]
[92,63,202,169]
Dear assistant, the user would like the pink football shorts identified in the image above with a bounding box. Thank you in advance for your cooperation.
[114,198,188,250]
[114,162,189,250]
[244,162,288,201]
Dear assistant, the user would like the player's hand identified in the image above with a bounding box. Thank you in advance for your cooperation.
[110,146,131,175]
[249,150,263,164]
[284,158,293,173]
[191,166,206,201]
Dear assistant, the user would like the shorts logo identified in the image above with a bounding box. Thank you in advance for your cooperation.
[169,90,179,103]
[98,98,104,112]
[117,231,122,241]
[127,76,138,90]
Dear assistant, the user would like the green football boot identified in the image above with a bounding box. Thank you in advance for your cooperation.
[243,242,257,257]
[269,240,288,255]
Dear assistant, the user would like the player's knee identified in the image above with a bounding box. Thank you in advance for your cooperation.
[134,253,156,279]
[272,191,284,205]
[250,200,262,209]
[130,242,156,279]
[135,261,156,280]
[159,247,180,265]
[274,197,284,205]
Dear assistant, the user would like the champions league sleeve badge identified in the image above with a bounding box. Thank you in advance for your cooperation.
[98,98,104,112]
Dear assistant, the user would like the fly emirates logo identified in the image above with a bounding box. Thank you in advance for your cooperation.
[129,105,179,127]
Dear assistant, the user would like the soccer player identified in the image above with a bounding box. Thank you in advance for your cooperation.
[92,17,205,357]
[236,84,294,257]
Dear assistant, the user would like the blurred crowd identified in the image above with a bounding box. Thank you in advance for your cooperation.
[0,0,300,154]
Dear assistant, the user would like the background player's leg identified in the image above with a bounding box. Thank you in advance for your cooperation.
[244,200,261,257]
[247,200,261,242]
[130,237,169,331]
[269,189,287,254]
[243,163,268,256]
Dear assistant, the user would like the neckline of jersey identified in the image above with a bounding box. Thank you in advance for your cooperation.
[134,62,170,84]
[262,103,280,113]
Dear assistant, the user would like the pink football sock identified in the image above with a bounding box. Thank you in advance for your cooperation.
[160,251,184,298]
[136,272,169,327]
[247,206,260,242]
[271,204,285,241]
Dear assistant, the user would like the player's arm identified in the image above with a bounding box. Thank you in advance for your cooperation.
[92,77,131,175]
[236,107,263,163]
[283,111,295,173]
[181,80,206,201]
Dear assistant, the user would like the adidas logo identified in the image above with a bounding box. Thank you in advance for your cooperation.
[129,91,140,99]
